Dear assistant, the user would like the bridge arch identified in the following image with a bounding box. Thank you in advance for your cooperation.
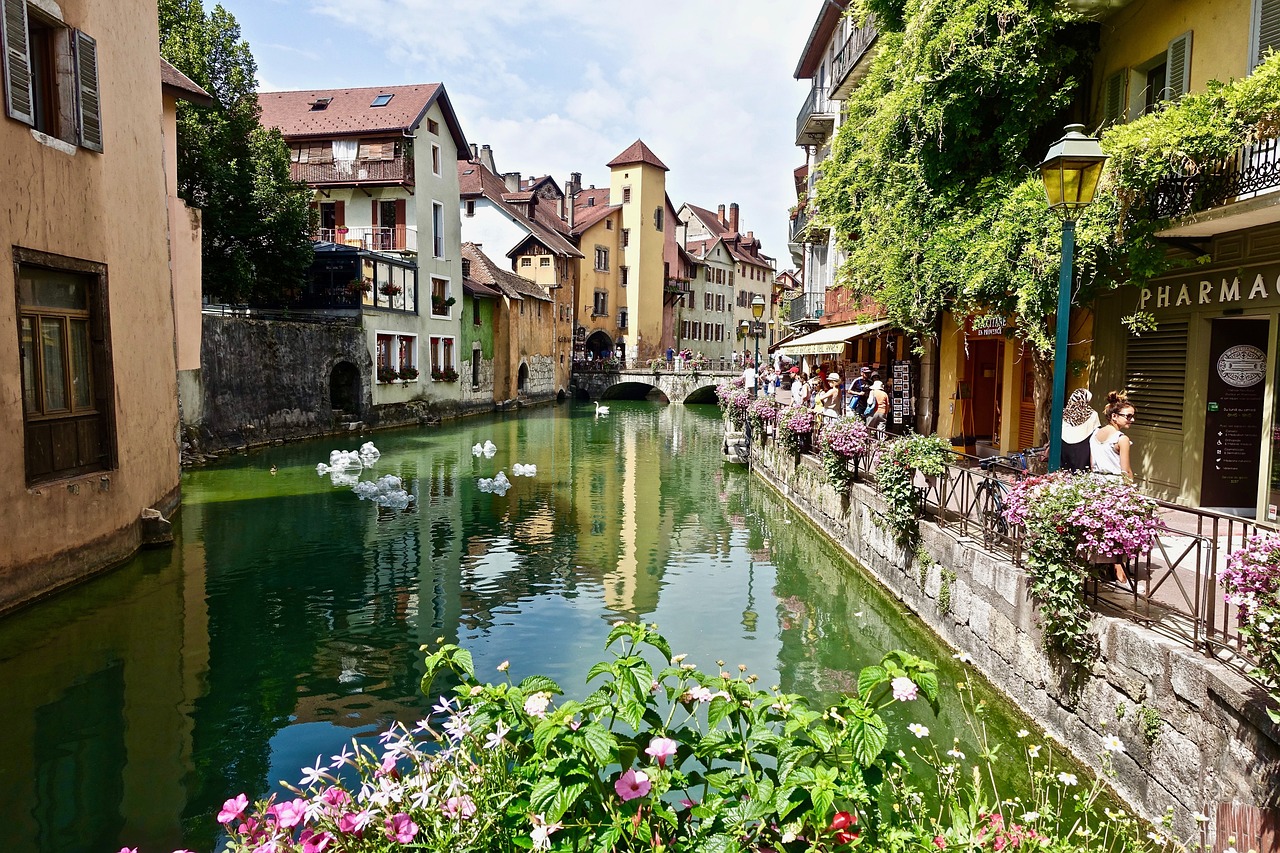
[600,381,669,403]
[682,384,719,405]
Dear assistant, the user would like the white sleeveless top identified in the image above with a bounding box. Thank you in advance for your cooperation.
[1090,429,1123,475]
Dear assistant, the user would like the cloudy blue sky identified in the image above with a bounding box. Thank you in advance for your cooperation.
[216,0,817,267]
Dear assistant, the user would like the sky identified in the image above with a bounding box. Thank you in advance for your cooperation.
[215,0,817,269]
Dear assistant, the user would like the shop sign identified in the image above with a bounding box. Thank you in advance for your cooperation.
[1138,264,1280,313]
[1201,318,1269,510]
[970,315,1006,337]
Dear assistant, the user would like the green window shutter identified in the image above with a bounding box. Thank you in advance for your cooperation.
[1125,321,1188,431]
[73,29,102,152]
[1102,69,1127,125]
[1258,0,1280,67]
[1,0,34,126]
[1165,31,1193,100]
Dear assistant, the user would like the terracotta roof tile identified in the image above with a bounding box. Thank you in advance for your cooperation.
[160,58,214,107]
[570,203,620,236]
[606,139,668,171]
[685,203,728,236]
[461,243,551,302]
[458,160,582,258]
[573,187,611,211]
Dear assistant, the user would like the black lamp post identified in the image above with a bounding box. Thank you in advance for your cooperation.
[1039,124,1108,472]
[751,294,766,369]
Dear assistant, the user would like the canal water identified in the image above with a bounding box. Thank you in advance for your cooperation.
[0,402,1040,853]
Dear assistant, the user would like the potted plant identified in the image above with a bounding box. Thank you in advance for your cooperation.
[431,295,456,314]
[399,365,419,383]
[380,282,403,297]
[345,278,372,297]
[377,365,399,384]
[442,368,459,382]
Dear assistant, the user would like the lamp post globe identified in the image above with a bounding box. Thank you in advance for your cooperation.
[750,294,766,368]
[1039,124,1107,473]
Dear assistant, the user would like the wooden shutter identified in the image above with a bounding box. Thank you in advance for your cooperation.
[1,0,34,126]
[334,200,345,229]
[1258,0,1280,67]
[1165,31,1193,100]
[370,199,379,226]
[74,30,102,151]
[1125,320,1188,431]
[394,198,406,249]
[1102,69,1127,125]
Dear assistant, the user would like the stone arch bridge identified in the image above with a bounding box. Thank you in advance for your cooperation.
[570,367,737,404]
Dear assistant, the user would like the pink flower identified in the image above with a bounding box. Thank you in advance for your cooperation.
[319,786,350,810]
[614,768,651,801]
[934,835,948,849]
[299,829,335,853]
[271,797,308,829]
[337,811,370,836]
[891,676,918,702]
[645,736,678,767]
[217,793,249,825]
[117,848,138,853]
[385,813,418,844]
[443,795,477,820]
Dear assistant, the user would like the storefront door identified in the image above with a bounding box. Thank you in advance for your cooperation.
[1201,318,1270,516]
[967,339,1003,443]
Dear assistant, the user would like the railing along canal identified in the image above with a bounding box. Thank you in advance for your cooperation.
[756,427,1262,686]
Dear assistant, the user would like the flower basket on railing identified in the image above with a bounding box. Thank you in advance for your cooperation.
[346,278,372,297]
[377,366,400,384]
[399,366,419,383]
[776,406,815,456]
[431,296,457,314]
[1216,532,1280,718]
[817,417,871,492]
[747,397,782,438]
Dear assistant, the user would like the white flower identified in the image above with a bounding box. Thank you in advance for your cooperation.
[1193,812,1210,823]
[497,660,510,672]
[907,723,930,738]
[1016,729,1030,739]
[1057,772,1079,787]
[299,755,329,787]
[485,720,510,750]
[524,692,552,718]
[1021,811,1041,822]
[952,651,973,663]
[531,814,563,851]
[1102,734,1125,753]
[947,748,966,760]
[1027,744,1041,758]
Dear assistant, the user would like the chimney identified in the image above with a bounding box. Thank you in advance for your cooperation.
[462,258,471,278]
[728,203,740,235]
[479,144,497,174]
[469,143,478,160]
[503,171,521,192]
[746,230,754,244]
[716,204,726,226]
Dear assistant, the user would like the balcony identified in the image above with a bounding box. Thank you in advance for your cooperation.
[787,292,826,326]
[291,155,413,187]
[795,85,836,147]
[1153,137,1280,238]
[318,226,418,254]
[789,206,828,246]
[830,17,879,100]
[663,278,692,306]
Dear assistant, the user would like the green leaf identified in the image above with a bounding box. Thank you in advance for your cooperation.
[575,723,617,766]
[605,622,634,650]
[518,674,563,695]
[532,719,561,756]
[452,647,475,680]
[593,825,622,853]
[700,834,741,853]
[643,631,673,661]
[586,661,614,684]
[708,695,734,729]
[549,781,588,821]
[848,710,889,766]
[529,776,561,814]
[858,665,888,699]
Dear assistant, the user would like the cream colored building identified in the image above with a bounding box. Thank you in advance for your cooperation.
[0,0,193,611]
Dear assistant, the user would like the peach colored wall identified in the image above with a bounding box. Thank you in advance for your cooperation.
[0,0,181,610]
[163,94,203,374]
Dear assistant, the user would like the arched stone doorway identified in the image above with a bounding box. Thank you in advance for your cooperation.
[584,330,613,360]
[517,362,529,393]
[330,361,361,414]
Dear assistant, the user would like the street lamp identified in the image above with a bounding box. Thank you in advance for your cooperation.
[751,294,766,369]
[1040,123,1107,473]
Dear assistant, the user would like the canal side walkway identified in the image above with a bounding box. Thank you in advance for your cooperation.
[749,439,1280,844]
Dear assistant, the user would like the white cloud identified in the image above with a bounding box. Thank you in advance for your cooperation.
[232,0,814,262]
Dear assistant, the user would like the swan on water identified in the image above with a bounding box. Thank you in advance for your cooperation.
[594,401,610,416]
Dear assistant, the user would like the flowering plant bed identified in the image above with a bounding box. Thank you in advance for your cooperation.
[1221,531,1280,719]
[875,433,951,544]
[817,417,872,492]
[717,382,754,430]
[431,368,460,382]
[747,396,781,434]
[376,366,399,384]
[1003,472,1159,667]
[776,406,815,455]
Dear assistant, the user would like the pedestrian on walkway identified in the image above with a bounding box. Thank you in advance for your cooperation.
[816,373,843,426]
[666,346,674,368]
[848,366,871,418]
[743,362,758,397]
[1060,388,1099,472]
[865,377,890,433]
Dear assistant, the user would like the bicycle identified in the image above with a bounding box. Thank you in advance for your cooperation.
[973,446,1046,544]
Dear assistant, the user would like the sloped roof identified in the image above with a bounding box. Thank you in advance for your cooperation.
[571,203,620,236]
[574,187,611,211]
[160,58,214,107]
[463,276,501,298]
[461,242,552,302]
[606,139,669,171]
[459,160,583,258]
[795,0,850,80]
[684,203,729,236]
[257,83,468,155]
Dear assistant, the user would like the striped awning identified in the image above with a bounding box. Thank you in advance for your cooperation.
[777,319,891,356]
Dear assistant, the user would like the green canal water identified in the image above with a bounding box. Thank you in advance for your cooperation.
[0,402,1046,853]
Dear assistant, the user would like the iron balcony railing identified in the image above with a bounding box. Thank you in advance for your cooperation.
[789,291,826,323]
[291,155,413,186]
[831,17,878,92]
[317,226,418,253]
[1150,136,1280,219]
[795,85,834,143]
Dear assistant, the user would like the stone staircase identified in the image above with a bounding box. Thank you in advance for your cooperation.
[333,409,363,431]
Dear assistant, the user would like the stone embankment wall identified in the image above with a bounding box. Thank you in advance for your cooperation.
[752,442,1280,841]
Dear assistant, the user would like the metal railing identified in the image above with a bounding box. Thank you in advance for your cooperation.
[317,226,418,253]
[756,427,1262,684]
[831,17,878,92]
[202,303,360,326]
[795,85,834,142]
[789,207,825,244]
[291,156,413,186]
[788,291,826,323]
[1150,135,1280,219]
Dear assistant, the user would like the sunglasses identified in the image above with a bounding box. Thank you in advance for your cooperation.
[1117,413,1136,421]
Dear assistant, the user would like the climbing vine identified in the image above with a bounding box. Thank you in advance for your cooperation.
[875,434,951,546]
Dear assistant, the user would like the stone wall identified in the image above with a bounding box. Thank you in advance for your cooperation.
[522,355,557,399]
[752,441,1280,842]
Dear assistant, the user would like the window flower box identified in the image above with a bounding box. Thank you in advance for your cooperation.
[399,366,419,382]
[431,296,456,315]
[377,366,400,384]
[380,283,403,297]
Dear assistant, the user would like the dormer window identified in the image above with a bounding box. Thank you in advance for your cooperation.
[370,93,393,107]
[309,97,332,111]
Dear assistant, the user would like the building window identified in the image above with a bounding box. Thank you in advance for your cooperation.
[605,219,613,230]
[704,267,711,282]
[432,202,445,258]
[429,335,455,375]
[465,199,475,217]
[397,334,417,373]
[2,2,103,151]
[594,246,608,271]
[593,290,608,316]
[654,207,663,231]
[431,143,442,176]
[729,272,735,286]
[521,257,532,267]
[622,186,631,203]
[473,295,481,326]
[17,253,113,483]
[427,117,439,134]
[617,308,628,330]
[472,349,481,387]
[620,266,629,287]
[539,257,551,267]
[621,228,630,248]
[431,277,450,317]
[370,93,393,107]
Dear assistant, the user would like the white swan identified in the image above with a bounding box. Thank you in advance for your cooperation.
[594,401,610,416]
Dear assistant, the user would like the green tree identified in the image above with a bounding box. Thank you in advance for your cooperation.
[159,0,313,304]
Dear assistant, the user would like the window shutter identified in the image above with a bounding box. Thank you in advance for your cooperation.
[1165,31,1192,100]
[1258,0,1280,67]
[1125,320,1188,431]
[371,199,379,226]
[74,30,102,151]
[334,200,344,229]
[1,0,34,126]
[1102,69,1127,125]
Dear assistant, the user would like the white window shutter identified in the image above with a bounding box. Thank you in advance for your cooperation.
[73,29,102,151]
[1,0,34,126]
[1102,69,1127,125]
[1258,0,1280,67]
[1165,31,1192,100]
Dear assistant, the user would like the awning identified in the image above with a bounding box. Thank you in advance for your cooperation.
[777,319,891,356]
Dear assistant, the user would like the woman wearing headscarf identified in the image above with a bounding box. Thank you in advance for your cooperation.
[1060,388,1099,471]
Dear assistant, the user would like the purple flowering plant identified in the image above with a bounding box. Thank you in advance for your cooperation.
[748,397,782,433]
[716,382,754,430]
[817,417,872,492]
[777,406,816,455]
[1222,532,1280,717]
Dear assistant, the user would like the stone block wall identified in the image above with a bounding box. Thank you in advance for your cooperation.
[752,442,1280,841]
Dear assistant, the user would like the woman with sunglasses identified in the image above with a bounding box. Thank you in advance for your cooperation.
[1091,391,1136,584]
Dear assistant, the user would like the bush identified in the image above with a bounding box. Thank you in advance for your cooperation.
[1222,532,1280,720]
[817,417,872,492]
[875,434,951,544]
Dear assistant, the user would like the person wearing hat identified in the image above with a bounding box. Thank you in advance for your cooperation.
[865,376,890,432]
[816,372,843,423]
[1060,388,1099,472]
[790,368,809,407]
[848,366,872,419]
